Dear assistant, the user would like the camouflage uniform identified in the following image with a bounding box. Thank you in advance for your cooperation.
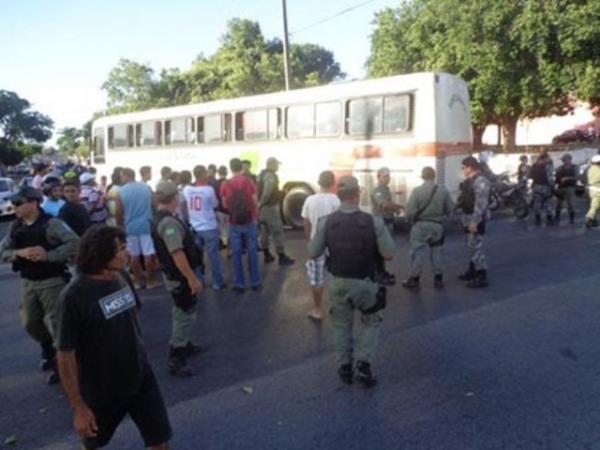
[460,175,491,286]
[405,180,453,282]
[531,162,555,220]
[554,162,578,223]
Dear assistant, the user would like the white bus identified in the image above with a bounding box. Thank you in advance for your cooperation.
[91,72,472,227]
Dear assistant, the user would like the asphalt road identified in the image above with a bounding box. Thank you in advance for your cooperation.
[2,204,600,449]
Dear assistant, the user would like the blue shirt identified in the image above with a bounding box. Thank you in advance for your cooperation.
[41,198,65,217]
[118,181,153,235]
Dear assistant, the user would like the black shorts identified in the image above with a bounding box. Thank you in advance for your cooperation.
[83,366,172,449]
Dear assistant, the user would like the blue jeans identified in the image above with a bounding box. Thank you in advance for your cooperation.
[194,228,224,289]
[229,223,261,288]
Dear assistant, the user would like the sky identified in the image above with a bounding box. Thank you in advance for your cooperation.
[0,0,399,140]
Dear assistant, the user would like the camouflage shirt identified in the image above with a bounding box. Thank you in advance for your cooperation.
[461,175,491,227]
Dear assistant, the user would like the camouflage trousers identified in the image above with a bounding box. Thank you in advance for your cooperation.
[170,304,197,349]
[555,187,576,214]
[329,277,382,365]
[20,277,66,347]
[466,233,487,271]
[531,185,554,216]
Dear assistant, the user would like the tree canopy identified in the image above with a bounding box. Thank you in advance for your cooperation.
[0,90,53,165]
[102,18,344,114]
[368,0,600,146]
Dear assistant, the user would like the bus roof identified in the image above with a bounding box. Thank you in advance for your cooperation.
[93,72,464,127]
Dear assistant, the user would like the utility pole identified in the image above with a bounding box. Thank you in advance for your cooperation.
[281,0,292,91]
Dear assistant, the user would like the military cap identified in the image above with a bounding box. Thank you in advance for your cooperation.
[155,180,179,201]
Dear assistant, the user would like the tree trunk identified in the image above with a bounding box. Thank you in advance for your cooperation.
[472,125,485,146]
[501,117,518,150]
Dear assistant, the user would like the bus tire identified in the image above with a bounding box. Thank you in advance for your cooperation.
[282,185,313,229]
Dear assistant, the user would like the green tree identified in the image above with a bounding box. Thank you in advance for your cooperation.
[103,19,344,111]
[368,0,600,147]
[0,90,52,165]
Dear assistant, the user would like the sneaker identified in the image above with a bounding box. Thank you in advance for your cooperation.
[46,369,60,385]
[401,276,420,290]
[39,343,56,371]
[355,361,377,387]
[264,250,275,264]
[376,272,396,286]
[168,348,195,377]
[232,286,245,293]
[278,253,295,266]
[338,363,354,384]
[212,283,227,291]
[466,270,489,288]
[251,284,262,291]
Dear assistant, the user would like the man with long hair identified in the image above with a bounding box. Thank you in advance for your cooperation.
[57,225,171,449]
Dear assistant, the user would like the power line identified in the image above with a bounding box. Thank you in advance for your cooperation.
[289,0,378,36]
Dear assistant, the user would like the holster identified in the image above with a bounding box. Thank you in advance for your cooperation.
[170,277,198,312]
[361,286,387,315]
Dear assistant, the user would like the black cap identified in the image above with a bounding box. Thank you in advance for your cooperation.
[8,187,42,204]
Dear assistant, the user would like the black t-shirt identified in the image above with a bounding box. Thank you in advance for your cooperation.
[58,273,148,405]
[58,201,91,236]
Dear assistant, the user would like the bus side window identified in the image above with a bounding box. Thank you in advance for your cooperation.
[347,97,383,136]
[186,117,196,144]
[286,104,315,139]
[383,95,411,133]
[223,113,232,142]
[165,120,172,145]
[135,124,142,147]
[235,112,244,141]
[93,128,105,163]
[268,108,280,140]
[127,125,134,147]
[197,117,205,143]
[108,127,114,149]
[154,121,163,146]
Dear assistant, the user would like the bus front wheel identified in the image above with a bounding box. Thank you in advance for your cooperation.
[282,185,313,229]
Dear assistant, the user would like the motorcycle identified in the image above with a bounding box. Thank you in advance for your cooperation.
[488,174,529,219]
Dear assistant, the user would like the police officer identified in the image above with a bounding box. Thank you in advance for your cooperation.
[457,156,491,288]
[554,153,578,224]
[402,167,453,289]
[308,176,395,387]
[517,154,531,190]
[258,157,294,265]
[0,186,78,384]
[151,181,203,377]
[371,167,402,285]
[530,152,555,225]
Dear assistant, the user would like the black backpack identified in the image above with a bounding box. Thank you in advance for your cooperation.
[229,188,252,225]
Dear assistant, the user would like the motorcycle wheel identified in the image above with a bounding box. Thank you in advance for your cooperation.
[488,192,501,211]
[511,194,529,219]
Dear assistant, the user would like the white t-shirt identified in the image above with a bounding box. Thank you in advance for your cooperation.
[301,192,341,239]
[183,184,218,231]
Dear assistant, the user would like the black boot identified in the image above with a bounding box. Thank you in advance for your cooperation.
[434,274,444,289]
[46,366,60,385]
[401,276,420,290]
[185,342,203,358]
[534,214,542,226]
[546,215,555,226]
[356,361,377,387]
[467,270,489,288]
[569,212,575,224]
[377,271,396,286]
[168,347,194,377]
[458,262,476,281]
[39,341,56,371]
[263,249,275,264]
[338,362,354,384]
[554,209,561,224]
[278,253,295,266]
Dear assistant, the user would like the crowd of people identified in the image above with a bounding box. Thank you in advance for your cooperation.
[2,149,600,448]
